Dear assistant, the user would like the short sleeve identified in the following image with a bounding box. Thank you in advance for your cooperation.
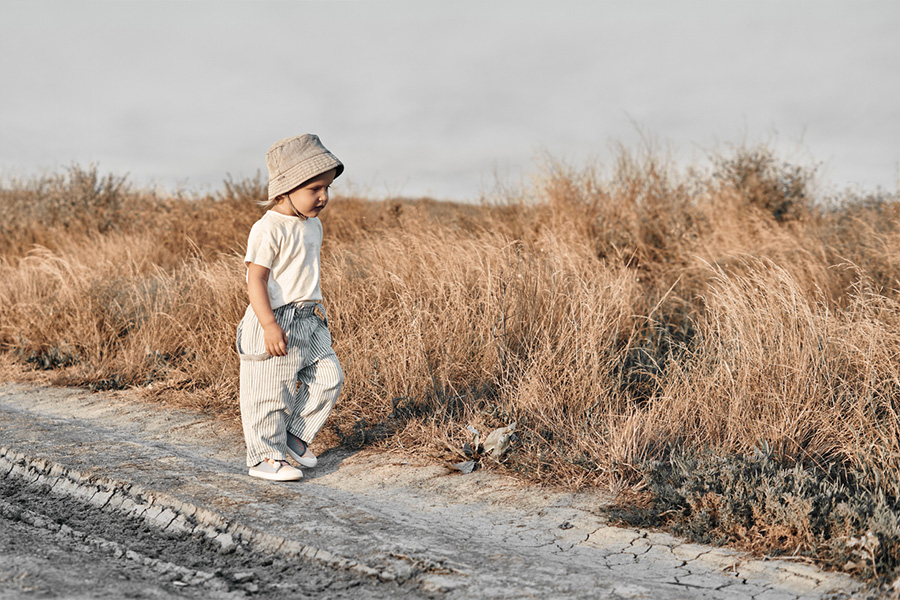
[244,219,278,268]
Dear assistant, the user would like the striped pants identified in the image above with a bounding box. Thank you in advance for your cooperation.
[236,302,343,467]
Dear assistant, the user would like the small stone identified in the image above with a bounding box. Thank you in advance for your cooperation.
[232,571,255,584]
[214,532,236,553]
[482,422,517,457]
[420,575,464,594]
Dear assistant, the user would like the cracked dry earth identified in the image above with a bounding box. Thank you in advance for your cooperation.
[0,383,862,599]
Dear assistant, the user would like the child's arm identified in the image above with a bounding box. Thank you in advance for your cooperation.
[247,263,288,356]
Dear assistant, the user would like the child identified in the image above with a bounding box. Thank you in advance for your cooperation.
[236,134,344,481]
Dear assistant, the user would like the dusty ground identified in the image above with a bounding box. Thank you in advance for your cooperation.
[0,473,405,599]
[0,382,863,599]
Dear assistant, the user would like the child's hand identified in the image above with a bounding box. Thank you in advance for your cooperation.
[263,323,288,356]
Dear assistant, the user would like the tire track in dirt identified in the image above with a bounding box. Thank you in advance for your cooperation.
[0,463,419,599]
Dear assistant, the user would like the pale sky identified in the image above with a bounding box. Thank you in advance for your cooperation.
[1,0,898,200]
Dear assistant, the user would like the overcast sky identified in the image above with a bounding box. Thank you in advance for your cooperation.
[1,0,898,200]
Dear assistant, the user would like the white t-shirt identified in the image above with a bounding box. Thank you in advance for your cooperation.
[244,211,323,309]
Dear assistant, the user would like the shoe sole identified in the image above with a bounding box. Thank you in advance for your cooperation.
[248,468,303,482]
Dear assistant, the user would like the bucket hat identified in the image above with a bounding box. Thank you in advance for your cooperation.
[266,134,344,200]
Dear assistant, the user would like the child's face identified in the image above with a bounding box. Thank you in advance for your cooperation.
[283,168,337,218]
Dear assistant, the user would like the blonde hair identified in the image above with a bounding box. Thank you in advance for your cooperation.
[258,194,289,211]
[258,192,308,220]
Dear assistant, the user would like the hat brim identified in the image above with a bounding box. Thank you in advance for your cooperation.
[268,153,344,200]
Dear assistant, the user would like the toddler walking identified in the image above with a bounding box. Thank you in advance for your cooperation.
[236,134,344,481]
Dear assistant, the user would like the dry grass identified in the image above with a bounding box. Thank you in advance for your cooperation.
[1,151,898,587]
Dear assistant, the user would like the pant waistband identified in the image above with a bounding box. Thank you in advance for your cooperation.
[290,300,321,313]
[281,301,326,322]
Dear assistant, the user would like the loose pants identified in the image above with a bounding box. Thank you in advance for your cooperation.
[237,302,343,467]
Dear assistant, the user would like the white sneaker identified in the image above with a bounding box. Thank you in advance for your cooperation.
[248,459,302,481]
[286,434,318,468]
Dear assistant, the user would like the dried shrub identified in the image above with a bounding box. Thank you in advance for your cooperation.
[623,452,900,587]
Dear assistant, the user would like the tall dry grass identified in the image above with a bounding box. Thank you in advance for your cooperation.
[1,152,898,586]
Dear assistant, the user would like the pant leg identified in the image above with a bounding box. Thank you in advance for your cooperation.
[287,306,343,444]
[238,305,301,467]
[289,352,343,443]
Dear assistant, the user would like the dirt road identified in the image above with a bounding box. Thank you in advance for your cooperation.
[0,471,396,599]
[0,383,861,599]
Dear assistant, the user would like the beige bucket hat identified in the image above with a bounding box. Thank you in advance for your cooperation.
[266,134,344,200]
